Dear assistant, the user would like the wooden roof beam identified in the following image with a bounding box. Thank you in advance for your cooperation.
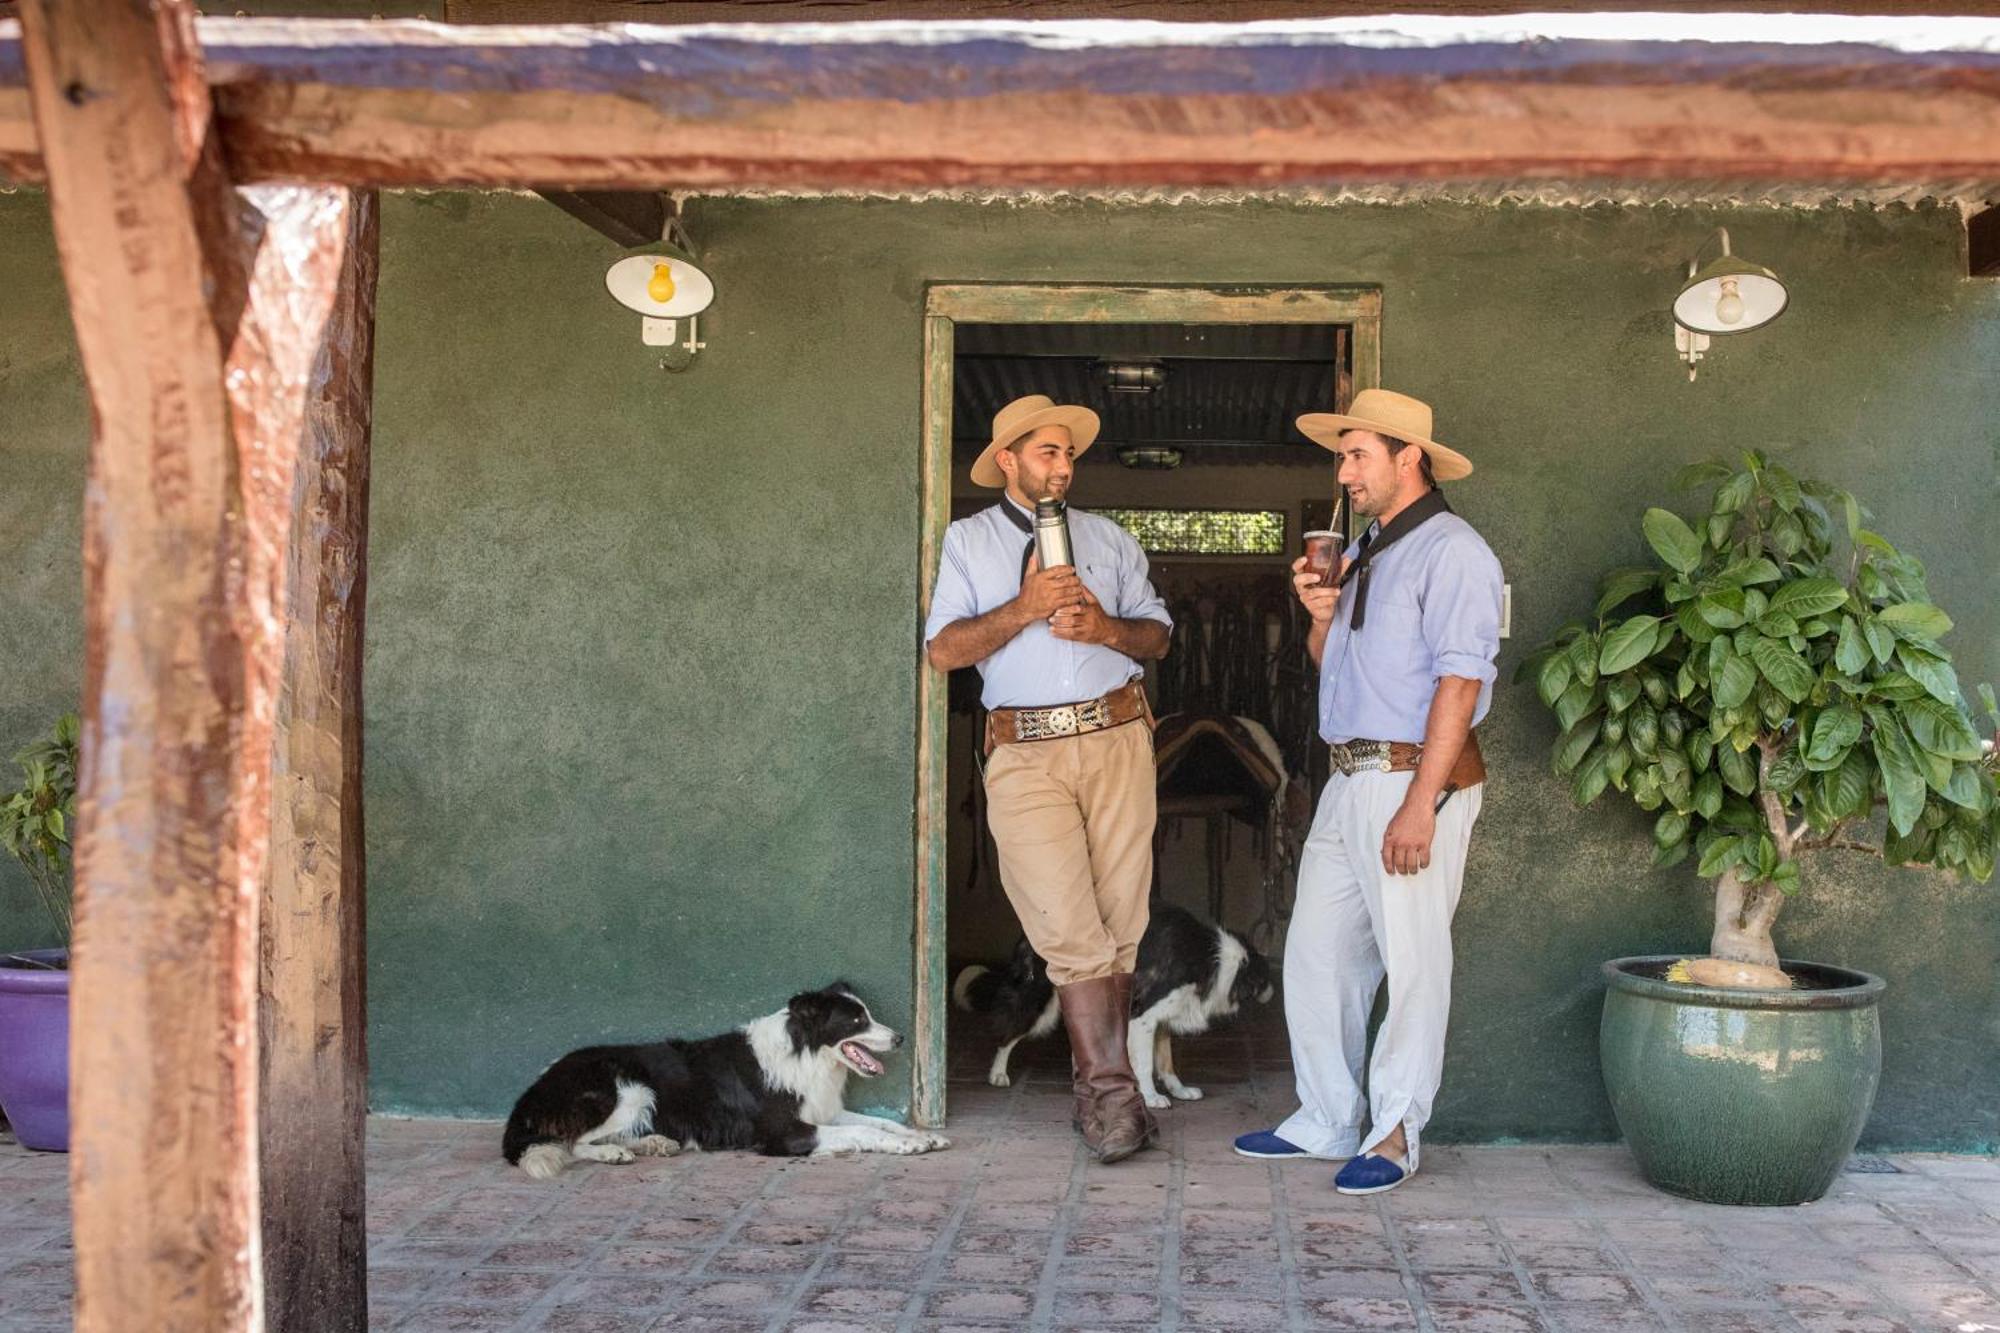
[4,14,2000,191]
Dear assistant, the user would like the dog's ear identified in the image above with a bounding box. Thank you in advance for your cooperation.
[822,979,858,1000]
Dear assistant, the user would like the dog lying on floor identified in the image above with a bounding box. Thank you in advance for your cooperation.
[953,902,1277,1110]
[501,981,948,1177]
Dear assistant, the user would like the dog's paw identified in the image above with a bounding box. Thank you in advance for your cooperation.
[914,1133,951,1152]
[631,1135,681,1157]
[1167,1084,1205,1102]
[987,1071,1012,1088]
[575,1142,636,1165]
[1143,1092,1173,1110]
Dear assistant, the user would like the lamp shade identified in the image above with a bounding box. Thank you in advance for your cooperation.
[606,252,714,319]
[1674,256,1787,336]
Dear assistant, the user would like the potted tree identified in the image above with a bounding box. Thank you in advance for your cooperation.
[1520,455,1999,1206]
[0,713,78,1152]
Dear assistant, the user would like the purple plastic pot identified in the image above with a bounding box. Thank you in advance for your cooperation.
[0,949,70,1152]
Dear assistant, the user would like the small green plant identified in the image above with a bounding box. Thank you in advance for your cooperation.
[1518,454,2000,972]
[1,713,80,953]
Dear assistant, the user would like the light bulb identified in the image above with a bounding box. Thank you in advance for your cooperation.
[647,262,677,305]
[1714,278,1744,326]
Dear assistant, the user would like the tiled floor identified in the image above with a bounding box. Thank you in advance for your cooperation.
[3,1017,1998,1333]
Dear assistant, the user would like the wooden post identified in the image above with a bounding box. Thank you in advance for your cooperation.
[260,188,377,1333]
[19,2,360,1328]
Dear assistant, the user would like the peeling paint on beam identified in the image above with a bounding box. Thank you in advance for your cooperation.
[4,15,2000,189]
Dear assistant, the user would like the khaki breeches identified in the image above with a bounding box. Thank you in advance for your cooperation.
[982,719,1156,986]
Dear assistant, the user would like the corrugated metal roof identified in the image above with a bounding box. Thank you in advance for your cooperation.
[954,320,1344,466]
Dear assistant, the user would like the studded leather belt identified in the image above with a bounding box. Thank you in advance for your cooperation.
[987,681,1150,751]
[1329,730,1486,789]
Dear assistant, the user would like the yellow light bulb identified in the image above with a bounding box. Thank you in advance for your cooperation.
[1714,277,1744,326]
[647,262,677,304]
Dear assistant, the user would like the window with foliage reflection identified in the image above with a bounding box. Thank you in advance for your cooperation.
[1096,508,1286,556]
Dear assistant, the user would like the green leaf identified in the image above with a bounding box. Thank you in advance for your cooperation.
[1697,590,1748,630]
[1573,748,1613,805]
[1718,744,1758,796]
[1599,616,1664,675]
[1687,731,1716,774]
[1554,681,1598,732]
[1643,508,1703,575]
[1807,706,1864,764]
[1713,470,1755,515]
[1698,834,1749,878]
[1713,654,1758,710]
[1879,601,1953,640]
[1754,613,1800,639]
[1834,616,1869,676]
[1750,636,1815,704]
[1654,809,1691,848]
[1864,618,1897,666]
[1904,697,1983,761]
[1594,569,1662,620]
[1763,465,1803,512]
[1872,721,1927,837]
[1555,715,1603,775]
[1708,512,1734,549]
[1675,603,1717,644]
[1767,577,1848,620]
[1942,763,1992,814]
[1537,652,1573,709]
[1897,647,1961,706]
[1652,839,1692,870]
[1567,634,1600,688]
[1605,674,1642,715]
[1980,683,1999,726]
[1693,769,1724,819]
[1824,749,1874,820]
[1675,460,1733,489]
[1766,746,1807,793]
[1628,704,1660,758]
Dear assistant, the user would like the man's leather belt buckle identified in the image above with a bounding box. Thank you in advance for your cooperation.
[1327,739,1396,776]
[1329,731,1486,787]
[988,681,1148,750]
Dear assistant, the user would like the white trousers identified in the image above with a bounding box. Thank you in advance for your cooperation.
[1275,770,1483,1171]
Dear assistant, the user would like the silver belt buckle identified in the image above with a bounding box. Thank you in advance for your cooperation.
[1018,696,1112,742]
[1330,740,1392,776]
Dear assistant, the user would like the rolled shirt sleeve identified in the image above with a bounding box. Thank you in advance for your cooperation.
[1421,535,1504,685]
[1114,533,1174,630]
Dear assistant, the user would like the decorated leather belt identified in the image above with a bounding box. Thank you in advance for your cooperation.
[1329,730,1486,790]
[987,681,1150,750]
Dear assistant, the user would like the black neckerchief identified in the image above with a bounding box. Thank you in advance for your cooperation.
[996,497,1036,581]
[1337,489,1452,631]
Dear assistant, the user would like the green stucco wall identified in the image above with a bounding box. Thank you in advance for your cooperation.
[1,190,1994,1147]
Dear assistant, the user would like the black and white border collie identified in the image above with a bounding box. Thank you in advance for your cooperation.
[953,902,1277,1109]
[502,982,948,1177]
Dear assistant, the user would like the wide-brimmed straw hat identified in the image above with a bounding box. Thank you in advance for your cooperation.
[971,394,1101,489]
[1296,389,1473,481]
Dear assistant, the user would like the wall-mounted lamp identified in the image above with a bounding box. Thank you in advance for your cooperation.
[1672,228,1787,381]
[1095,360,1168,394]
[1116,444,1184,470]
[605,212,713,368]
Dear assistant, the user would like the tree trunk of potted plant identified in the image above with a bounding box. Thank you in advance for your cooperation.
[1522,454,2000,1205]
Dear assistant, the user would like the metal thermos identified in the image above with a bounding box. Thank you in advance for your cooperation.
[1033,498,1074,570]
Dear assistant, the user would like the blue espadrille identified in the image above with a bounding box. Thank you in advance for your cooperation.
[1334,1152,1412,1195]
[1232,1129,1342,1161]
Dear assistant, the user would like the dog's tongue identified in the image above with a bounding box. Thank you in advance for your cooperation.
[841,1041,884,1075]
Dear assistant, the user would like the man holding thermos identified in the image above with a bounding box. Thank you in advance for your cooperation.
[925,394,1173,1163]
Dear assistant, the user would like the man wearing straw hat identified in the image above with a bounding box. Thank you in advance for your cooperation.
[1232,389,1503,1195]
[925,394,1173,1164]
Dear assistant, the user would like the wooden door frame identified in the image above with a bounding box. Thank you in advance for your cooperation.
[912,282,1381,1126]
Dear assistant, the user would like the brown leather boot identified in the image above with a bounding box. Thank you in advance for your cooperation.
[1056,975,1155,1164]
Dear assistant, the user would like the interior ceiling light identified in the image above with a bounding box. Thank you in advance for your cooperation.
[1095,360,1168,394]
[1116,445,1184,470]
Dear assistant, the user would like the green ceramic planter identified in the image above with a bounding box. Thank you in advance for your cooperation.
[1600,955,1884,1206]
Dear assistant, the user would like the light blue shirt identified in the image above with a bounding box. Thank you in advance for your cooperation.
[924,498,1173,710]
[1320,510,1503,745]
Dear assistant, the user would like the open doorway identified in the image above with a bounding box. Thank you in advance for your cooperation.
[913,285,1381,1125]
